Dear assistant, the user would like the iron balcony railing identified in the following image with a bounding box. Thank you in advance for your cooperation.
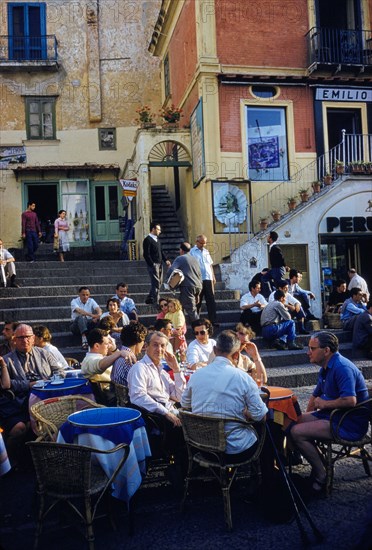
[307,27,372,68]
[247,131,372,238]
[0,35,58,62]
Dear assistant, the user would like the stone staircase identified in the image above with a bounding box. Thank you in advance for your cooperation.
[1,260,370,386]
[151,185,185,260]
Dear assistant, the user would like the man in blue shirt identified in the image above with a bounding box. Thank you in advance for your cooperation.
[113,282,138,320]
[340,287,366,331]
[290,331,368,494]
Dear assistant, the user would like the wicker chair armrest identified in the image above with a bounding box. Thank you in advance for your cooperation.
[329,398,372,442]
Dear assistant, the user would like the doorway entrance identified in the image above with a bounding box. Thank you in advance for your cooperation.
[24,183,58,243]
[326,107,362,150]
[92,183,121,241]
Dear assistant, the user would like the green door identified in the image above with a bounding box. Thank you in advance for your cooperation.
[92,183,121,241]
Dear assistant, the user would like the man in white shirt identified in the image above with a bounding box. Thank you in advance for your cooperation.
[190,234,218,326]
[70,286,102,349]
[348,268,369,302]
[181,330,267,460]
[288,269,317,321]
[240,281,267,334]
[128,331,186,426]
[0,239,20,288]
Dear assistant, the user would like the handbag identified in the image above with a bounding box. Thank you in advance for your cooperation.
[53,234,59,251]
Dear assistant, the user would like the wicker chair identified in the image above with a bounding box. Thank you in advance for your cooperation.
[316,397,372,495]
[26,440,130,550]
[179,410,266,531]
[31,395,105,441]
[113,382,129,407]
[64,357,81,369]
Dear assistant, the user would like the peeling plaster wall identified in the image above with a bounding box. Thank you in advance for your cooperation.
[220,178,371,318]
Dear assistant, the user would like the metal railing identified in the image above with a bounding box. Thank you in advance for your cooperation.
[0,35,58,62]
[248,131,372,238]
[306,27,372,67]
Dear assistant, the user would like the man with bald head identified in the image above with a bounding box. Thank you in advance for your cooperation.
[190,234,218,326]
[0,324,65,464]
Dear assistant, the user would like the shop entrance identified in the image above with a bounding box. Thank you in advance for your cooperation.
[320,235,372,304]
[24,183,58,243]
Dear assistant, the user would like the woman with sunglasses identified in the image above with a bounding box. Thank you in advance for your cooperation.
[186,318,216,370]
[156,298,169,320]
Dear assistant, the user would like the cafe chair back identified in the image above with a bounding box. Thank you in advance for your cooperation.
[113,382,130,407]
[90,381,116,407]
[26,440,130,550]
[31,395,105,441]
[316,397,372,495]
[64,357,81,369]
[179,410,266,531]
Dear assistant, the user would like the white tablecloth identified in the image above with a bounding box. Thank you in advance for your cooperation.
[57,426,151,502]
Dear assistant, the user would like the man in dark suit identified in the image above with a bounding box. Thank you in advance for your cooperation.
[267,231,288,287]
[143,222,170,304]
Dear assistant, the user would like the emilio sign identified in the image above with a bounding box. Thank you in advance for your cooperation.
[315,87,372,102]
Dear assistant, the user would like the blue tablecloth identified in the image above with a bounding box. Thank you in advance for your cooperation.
[31,378,92,400]
[60,407,145,445]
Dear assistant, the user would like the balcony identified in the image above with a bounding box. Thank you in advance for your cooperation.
[0,35,59,72]
[307,27,372,74]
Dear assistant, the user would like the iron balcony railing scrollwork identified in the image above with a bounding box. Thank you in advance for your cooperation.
[0,35,58,62]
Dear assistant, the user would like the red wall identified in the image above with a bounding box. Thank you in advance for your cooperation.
[219,85,316,153]
[215,0,309,68]
[168,0,198,116]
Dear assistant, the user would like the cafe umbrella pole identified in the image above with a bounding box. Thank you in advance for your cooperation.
[265,422,323,545]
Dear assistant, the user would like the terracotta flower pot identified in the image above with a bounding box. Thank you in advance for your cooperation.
[300,193,309,202]
[323,175,332,185]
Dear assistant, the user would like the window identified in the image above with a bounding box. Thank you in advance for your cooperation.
[246,106,289,181]
[98,128,116,150]
[164,54,170,99]
[8,3,46,60]
[25,97,56,140]
[251,86,277,98]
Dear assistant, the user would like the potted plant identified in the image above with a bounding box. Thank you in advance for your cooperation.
[270,209,281,222]
[350,161,364,174]
[135,105,156,128]
[259,217,269,230]
[334,159,345,175]
[363,161,372,174]
[159,104,183,128]
[312,180,321,193]
[323,173,333,185]
[299,188,309,202]
[287,196,297,211]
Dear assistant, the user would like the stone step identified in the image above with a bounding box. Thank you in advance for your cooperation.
[0,303,242,323]
[0,290,239,310]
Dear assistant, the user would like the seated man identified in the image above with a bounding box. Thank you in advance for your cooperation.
[325,279,349,313]
[290,331,369,494]
[113,282,138,321]
[340,287,366,331]
[181,330,267,462]
[269,280,308,334]
[70,286,102,349]
[0,321,19,356]
[352,300,372,358]
[261,290,303,350]
[128,331,185,428]
[239,281,267,334]
[348,268,369,303]
[1,324,65,464]
[0,238,20,287]
[288,269,317,320]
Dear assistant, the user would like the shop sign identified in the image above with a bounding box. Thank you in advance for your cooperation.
[326,216,372,233]
[319,192,372,233]
[315,87,372,102]
[119,179,139,200]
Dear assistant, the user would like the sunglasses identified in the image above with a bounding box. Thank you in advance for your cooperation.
[194,330,207,336]
[160,303,168,308]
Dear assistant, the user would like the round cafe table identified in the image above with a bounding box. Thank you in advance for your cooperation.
[0,431,11,476]
[57,407,151,503]
[261,385,301,428]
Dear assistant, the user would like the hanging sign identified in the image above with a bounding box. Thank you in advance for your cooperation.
[119,179,139,199]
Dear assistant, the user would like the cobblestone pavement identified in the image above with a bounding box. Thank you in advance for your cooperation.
[1,384,371,550]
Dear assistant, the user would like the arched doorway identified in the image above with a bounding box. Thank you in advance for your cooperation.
[148,140,191,210]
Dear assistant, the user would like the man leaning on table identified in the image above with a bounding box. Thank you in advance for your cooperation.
[0,324,65,465]
[181,330,267,461]
[290,331,369,495]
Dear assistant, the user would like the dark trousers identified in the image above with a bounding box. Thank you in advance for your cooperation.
[25,231,39,261]
[147,263,162,303]
[197,280,217,324]
[179,286,200,323]
[240,309,262,334]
